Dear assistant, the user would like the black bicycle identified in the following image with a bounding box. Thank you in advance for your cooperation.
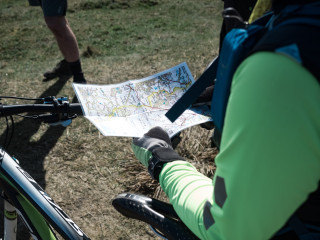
[0,96,89,240]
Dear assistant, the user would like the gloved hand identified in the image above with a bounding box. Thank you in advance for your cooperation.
[192,85,214,107]
[192,84,215,130]
[132,126,185,181]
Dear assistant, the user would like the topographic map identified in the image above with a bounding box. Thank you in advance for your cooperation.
[73,62,212,137]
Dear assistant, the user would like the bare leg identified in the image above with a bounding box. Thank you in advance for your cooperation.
[44,16,86,83]
[44,16,80,62]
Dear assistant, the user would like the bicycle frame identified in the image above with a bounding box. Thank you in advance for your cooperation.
[0,149,90,240]
[0,98,89,239]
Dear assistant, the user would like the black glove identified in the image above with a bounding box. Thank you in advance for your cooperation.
[132,127,185,181]
[192,85,214,107]
[192,85,215,130]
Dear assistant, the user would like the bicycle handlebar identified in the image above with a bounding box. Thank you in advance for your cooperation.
[0,103,83,117]
[112,193,199,240]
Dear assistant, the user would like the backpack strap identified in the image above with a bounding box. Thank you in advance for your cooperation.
[211,13,272,136]
[165,57,219,123]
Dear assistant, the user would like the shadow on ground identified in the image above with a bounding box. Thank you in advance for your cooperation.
[0,75,74,239]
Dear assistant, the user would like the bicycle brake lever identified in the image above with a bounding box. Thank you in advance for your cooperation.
[41,96,77,126]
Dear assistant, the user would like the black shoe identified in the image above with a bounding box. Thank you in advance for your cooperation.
[43,59,72,80]
[73,73,87,84]
[73,78,87,84]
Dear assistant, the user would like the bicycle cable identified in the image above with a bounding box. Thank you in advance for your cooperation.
[0,96,26,150]
[2,115,14,150]
[0,96,43,101]
[3,116,9,149]
[6,116,14,149]
[15,114,40,119]
[0,96,78,148]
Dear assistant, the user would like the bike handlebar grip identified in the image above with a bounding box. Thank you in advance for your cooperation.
[112,193,199,240]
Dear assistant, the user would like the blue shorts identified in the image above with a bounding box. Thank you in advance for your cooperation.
[28,0,67,16]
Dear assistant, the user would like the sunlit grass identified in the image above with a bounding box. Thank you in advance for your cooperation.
[0,0,222,238]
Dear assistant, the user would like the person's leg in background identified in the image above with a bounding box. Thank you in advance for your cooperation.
[42,0,87,83]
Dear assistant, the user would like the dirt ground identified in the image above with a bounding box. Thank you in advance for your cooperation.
[0,0,222,239]
[0,119,217,239]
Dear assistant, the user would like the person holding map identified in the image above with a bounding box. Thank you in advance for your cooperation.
[130,0,320,239]
[28,0,87,84]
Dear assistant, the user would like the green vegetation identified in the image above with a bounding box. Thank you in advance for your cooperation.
[0,0,222,239]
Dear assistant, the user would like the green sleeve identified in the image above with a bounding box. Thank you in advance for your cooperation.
[159,52,320,240]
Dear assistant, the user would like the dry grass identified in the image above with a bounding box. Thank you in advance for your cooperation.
[0,0,222,239]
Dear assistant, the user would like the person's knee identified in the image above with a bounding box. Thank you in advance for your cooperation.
[45,16,68,37]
